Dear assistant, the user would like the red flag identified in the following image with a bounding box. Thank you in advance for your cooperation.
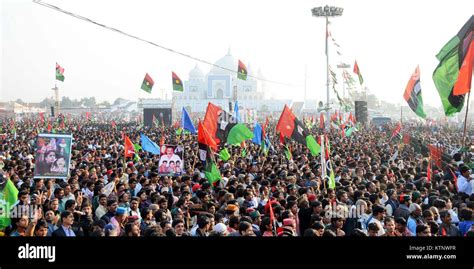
[403,133,411,145]
[391,122,402,138]
[47,122,52,133]
[203,102,223,144]
[86,112,91,121]
[124,135,135,158]
[449,169,458,191]
[275,105,296,139]
[428,144,442,168]
[320,113,325,129]
[453,42,473,96]
[111,120,116,129]
[198,120,218,151]
[279,132,285,145]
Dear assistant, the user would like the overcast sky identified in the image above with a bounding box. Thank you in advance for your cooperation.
[2,0,473,107]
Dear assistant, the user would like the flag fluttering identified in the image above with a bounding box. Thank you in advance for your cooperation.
[172,72,184,92]
[432,15,473,116]
[276,105,320,156]
[181,107,197,134]
[56,62,65,82]
[353,60,363,85]
[141,73,154,93]
[403,65,426,119]
[140,133,160,155]
[237,60,248,80]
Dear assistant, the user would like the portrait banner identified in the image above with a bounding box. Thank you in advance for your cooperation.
[158,144,184,176]
[34,133,73,179]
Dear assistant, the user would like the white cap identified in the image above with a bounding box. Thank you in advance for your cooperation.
[213,223,227,234]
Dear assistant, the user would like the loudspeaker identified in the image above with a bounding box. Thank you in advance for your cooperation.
[144,108,172,127]
[50,106,55,117]
[354,101,368,124]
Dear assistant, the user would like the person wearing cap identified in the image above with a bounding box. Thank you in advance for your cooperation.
[210,222,228,237]
[457,166,472,196]
[104,207,128,237]
[393,194,411,221]
[249,210,261,236]
[407,203,422,236]
[411,191,422,205]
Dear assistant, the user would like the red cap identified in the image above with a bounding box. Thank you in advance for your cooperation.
[192,184,201,193]
[308,194,317,202]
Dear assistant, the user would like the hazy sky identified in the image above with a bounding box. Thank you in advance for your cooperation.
[2,0,473,107]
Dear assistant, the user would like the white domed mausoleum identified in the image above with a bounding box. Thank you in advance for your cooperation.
[171,48,290,114]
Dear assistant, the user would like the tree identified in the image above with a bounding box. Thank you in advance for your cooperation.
[15,99,25,105]
[39,98,54,108]
[61,97,73,108]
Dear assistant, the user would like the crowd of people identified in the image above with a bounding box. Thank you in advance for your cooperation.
[0,113,473,237]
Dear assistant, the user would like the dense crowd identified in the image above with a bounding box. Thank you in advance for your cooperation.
[0,113,473,237]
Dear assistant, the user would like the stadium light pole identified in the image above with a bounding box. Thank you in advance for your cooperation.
[311,5,343,115]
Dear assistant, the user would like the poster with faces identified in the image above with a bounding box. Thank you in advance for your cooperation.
[158,145,184,176]
[34,133,73,179]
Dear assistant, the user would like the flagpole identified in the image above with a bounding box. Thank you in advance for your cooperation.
[400,105,403,124]
[461,91,471,153]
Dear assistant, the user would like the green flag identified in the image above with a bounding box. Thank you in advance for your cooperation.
[133,143,142,152]
[432,16,473,116]
[227,124,254,145]
[345,127,354,137]
[205,161,221,183]
[219,148,231,161]
[328,163,336,189]
[284,146,292,160]
[56,63,65,82]
[0,179,19,229]
[237,60,248,80]
[172,72,184,92]
[241,148,247,157]
[306,135,321,156]
[141,73,154,93]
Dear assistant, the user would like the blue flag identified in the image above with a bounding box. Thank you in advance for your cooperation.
[252,123,262,145]
[181,107,197,134]
[234,101,241,123]
[140,134,160,155]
